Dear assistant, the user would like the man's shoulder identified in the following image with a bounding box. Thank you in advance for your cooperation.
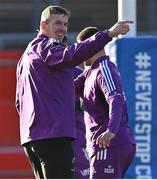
[29,36,64,53]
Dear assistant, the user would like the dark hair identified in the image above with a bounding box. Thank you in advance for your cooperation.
[76,26,99,42]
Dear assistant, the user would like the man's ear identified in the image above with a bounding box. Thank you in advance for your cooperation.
[40,21,46,31]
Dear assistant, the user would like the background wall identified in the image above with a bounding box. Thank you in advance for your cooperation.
[0,0,157,49]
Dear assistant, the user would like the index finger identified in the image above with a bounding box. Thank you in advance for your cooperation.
[119,20,134,24]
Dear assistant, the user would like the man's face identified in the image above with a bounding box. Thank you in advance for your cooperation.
[44,14,68,41]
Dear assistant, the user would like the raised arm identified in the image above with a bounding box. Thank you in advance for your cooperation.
[40,31,111,70]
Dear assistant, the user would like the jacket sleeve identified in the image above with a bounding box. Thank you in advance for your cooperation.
[97,59,125,135]
[39,31,112,70]
[74,70,87,98]
[15,85,20,114]
[15,56,24,114]
[15,61,21,114]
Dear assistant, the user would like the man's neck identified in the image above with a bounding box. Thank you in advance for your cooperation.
[91,50,106,65]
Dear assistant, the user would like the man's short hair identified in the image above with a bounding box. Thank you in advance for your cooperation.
[77,27,99,42]
[41,5,71,24]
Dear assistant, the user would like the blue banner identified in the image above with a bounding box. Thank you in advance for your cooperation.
[115,37,157,179]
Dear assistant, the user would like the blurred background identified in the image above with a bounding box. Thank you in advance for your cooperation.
[0,0,156,179]
[0,0,157,49]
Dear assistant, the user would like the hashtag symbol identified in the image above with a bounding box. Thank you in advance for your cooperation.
[135,52,151,69]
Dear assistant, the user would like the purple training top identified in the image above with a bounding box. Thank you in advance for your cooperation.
[15,31,112,145]
[74,56,135,152]
[73,66,86,146]
[73,66,90,179]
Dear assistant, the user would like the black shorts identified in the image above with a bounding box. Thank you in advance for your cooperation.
[23,137,74,179]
